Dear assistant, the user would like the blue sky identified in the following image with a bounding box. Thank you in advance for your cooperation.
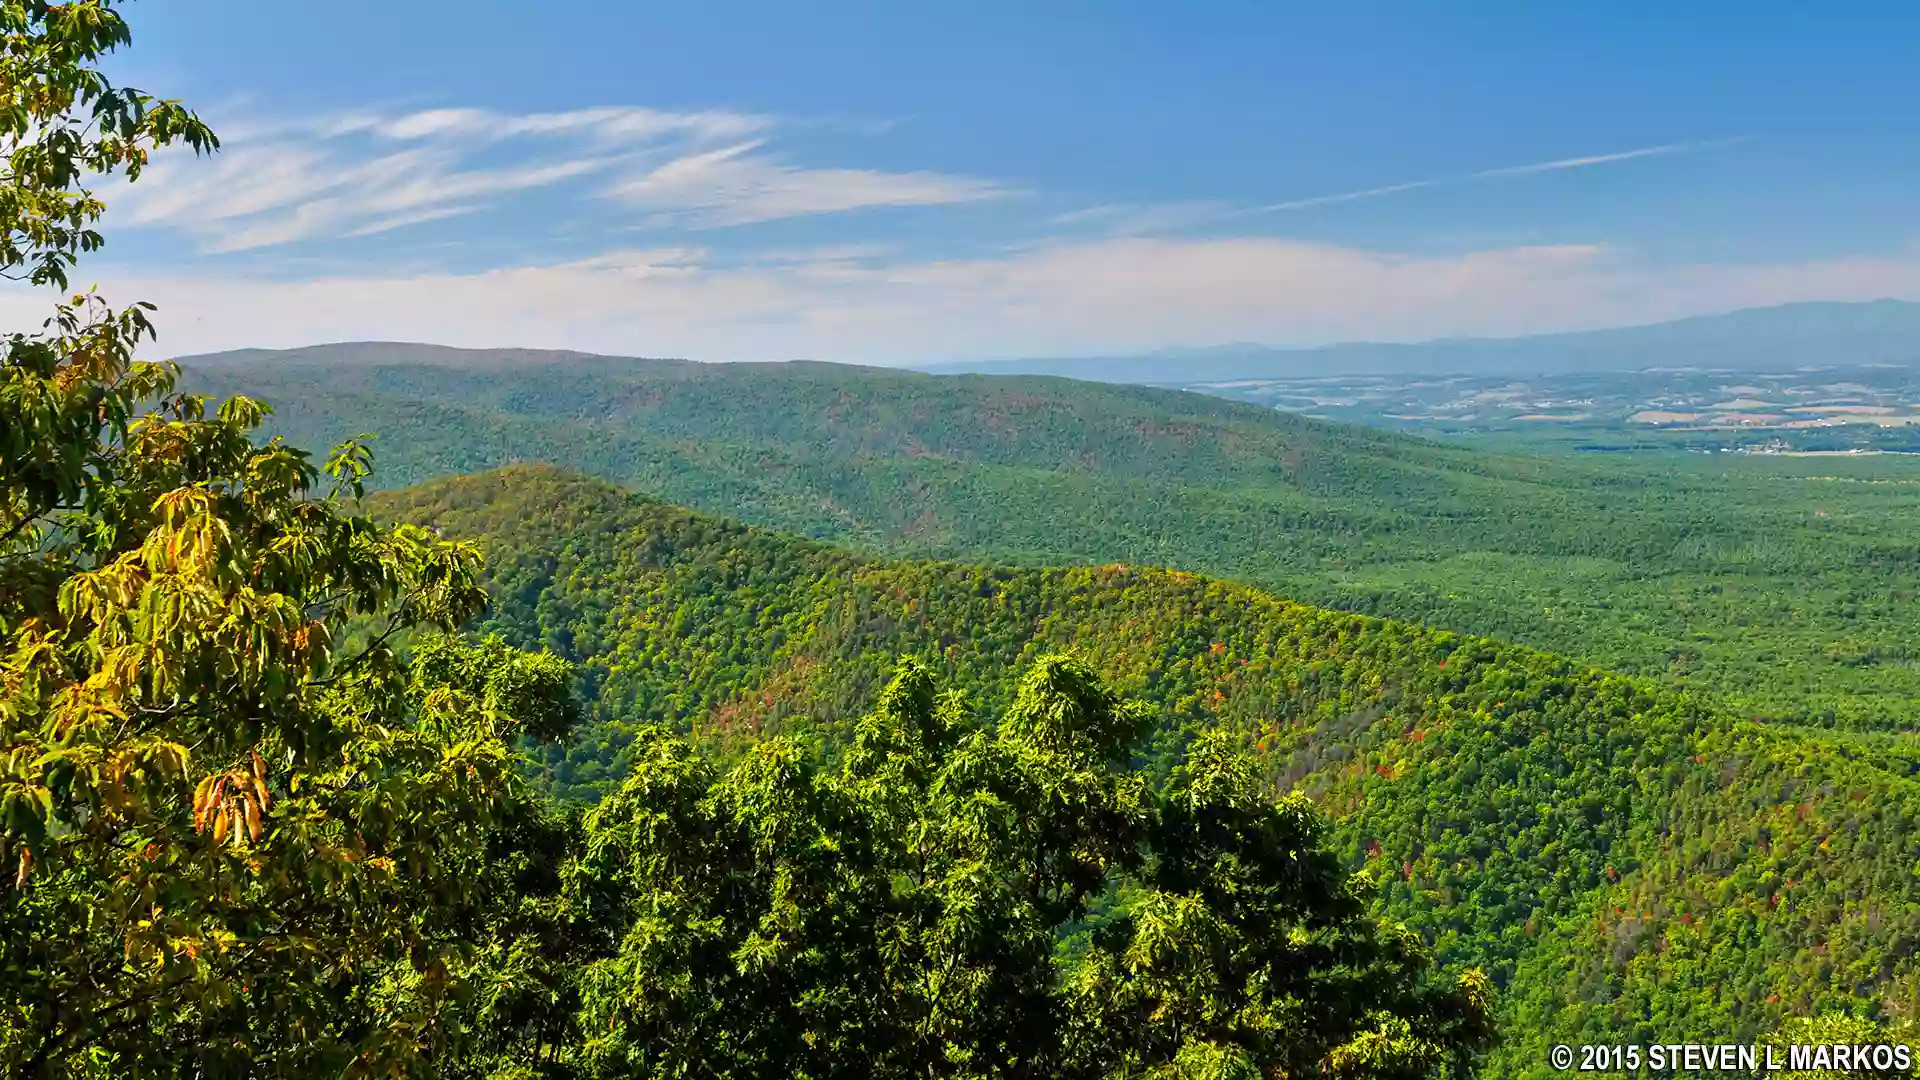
[23,1,1920,362]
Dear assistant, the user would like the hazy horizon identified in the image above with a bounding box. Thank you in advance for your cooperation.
[165,297,1920,374]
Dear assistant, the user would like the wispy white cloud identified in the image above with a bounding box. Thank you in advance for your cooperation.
[1047,201,1235,235]
[605,141,1009,228]
[1470,142,1705,178]
[236,105,767,147]
[1257,138,1740,214]
[108,103,975,252]
[1259,180,1442,213]
[1035,140,1742,241]
[113,106,742,252]
[339,204,483,240]
[359,105,769,145]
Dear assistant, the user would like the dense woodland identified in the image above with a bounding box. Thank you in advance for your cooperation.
[5,3,1920,1078]
[377,467,1920,1077]
[189,348,1920,732]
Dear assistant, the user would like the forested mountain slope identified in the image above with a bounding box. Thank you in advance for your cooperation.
[192,345,1920,730]
[377,466,1920,1079]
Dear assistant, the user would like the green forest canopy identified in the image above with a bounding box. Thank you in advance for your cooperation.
[187,345,1920,732]
[378,466,1920,1078]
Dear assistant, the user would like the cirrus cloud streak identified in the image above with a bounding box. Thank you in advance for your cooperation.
[106,104,1007,253]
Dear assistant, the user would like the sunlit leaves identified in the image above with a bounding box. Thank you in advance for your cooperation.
[0,6,579,1071]
[572,657,1493,1078]
[0,0,217,288]
[2,360,579,1075]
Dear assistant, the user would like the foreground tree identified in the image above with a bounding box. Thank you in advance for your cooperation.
[572,657,1494,1079]
[0,2,579,1075]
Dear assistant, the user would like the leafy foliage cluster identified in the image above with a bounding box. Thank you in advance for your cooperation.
[559,657,1493,1079]
[0,3,575,1074]
[188,348,1920,731]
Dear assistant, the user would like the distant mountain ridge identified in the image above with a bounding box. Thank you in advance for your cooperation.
[913,300,1920,383]
[175,341,1920,730]
[171,300,1920,384]
[176,341,696,371]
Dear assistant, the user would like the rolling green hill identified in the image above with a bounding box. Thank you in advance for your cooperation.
[189,344,1920,730]
[377,466,1920,1079]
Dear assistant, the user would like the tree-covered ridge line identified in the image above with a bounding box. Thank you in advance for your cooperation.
[189,347,1920,732]
[371,465,1920,1078]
